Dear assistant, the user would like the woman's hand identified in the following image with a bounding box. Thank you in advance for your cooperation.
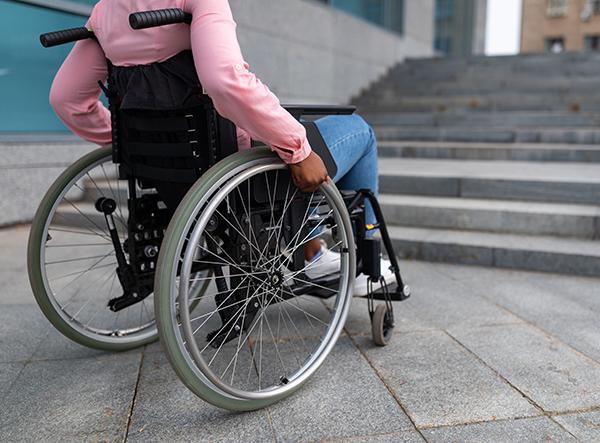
[289,151,330,193]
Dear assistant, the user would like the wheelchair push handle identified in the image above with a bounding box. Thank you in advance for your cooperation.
[40,27,94,48]
[129,8,192,30]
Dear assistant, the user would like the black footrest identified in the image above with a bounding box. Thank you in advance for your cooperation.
[360,283,411,302]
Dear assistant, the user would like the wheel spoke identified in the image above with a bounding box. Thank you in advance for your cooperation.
[173,161,352,400]
[37,154,156,344]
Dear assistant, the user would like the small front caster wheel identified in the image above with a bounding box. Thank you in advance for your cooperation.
[372,304,394,346]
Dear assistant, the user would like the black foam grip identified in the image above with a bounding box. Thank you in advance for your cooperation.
[40,27,94,48]
[129,9,192,30]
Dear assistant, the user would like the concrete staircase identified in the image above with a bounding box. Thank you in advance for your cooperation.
[353,53,600,276]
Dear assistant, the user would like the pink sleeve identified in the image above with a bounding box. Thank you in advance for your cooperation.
[49,21,111,145]
[184,0,312,164]
[236,127,252,151]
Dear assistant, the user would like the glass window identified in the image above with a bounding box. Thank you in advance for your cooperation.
[545,37,565,53]
[434,36,453,54]
[436,0,454,20]
[584,35,600,51]
[323,0,404,35]
[0,1,94,132]
[546,0,568,18]
[386,0,404,35]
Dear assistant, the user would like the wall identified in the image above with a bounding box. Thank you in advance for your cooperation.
[434,0,487,56]
[230,0,434,104]
[521,0,600,53]
[472,0,488,54]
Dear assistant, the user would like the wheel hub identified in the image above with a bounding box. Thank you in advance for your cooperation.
[268,271,284,289]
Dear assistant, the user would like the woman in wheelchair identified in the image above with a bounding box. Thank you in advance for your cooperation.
[28,0,409,410]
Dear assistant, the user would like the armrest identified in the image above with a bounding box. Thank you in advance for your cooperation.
[284,105,356,120]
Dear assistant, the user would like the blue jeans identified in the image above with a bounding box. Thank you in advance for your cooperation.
[314,114,379,226]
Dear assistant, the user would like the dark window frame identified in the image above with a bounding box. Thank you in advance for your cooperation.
[584,34,600,51]
[545,36,566,53]
[316,0,405,36]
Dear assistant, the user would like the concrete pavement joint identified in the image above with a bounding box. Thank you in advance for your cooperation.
[313,430,426,442]
[443,330,580,440]
[2,360,31,399]
[433,264,600,368]
[264,407,278,443]
[345,331,428,442]
[549,405,600,417]
[416,413,568,431]
[122,351,145,443]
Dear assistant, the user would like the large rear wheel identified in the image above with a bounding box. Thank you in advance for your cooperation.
[155,148,356,410]
[27,147,209,351]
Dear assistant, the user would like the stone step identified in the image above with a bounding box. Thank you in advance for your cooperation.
[384,65,600,84]
[374,126,600,145]
[364,112,600,128]
[401,53,600,75]
[355,93,600,113]
[379,194,600,239]
[378,141,600,162]
[388,225,600,277]
[378,158,600,204]
[377,78,600,95]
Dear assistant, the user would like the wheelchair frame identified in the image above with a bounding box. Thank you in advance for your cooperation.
[30,8,412,409]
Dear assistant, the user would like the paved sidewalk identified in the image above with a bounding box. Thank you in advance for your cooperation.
[1,225,599,442]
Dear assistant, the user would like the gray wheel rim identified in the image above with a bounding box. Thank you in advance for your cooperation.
[36,154,157,345]
[171,158,354,401]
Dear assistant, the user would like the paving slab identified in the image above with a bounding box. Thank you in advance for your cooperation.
[339,261,521,338]
[126,351,275,443]
[0,269,36,306]
[0,304,51,363]
[0,362,25,397]
[268,337,414,442]
[434,264,600,362]
[421,417,577,443]
[355,330,539,428]
[553,411,600,442]
[3,221,600,441]
[0,352,141,442]
[31,326,131,362]
[0,226,34,306]
[434,262,600,313]
[269,338,414,442]
[450,324,600,413]
[328,431,425,443]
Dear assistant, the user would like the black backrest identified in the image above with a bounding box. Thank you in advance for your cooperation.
[104,51,239,186]
[113,105,238,185]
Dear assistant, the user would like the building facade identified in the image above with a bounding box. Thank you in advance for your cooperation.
[521,0,600,53]
[434,0,488,56]
[0,0,434,134]
[0,0,436,225]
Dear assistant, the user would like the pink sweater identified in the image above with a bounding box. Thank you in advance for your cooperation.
[50,0,312,164]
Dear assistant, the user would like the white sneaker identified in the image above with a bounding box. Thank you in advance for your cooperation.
[304,246,341,280]
[353,259,396,297]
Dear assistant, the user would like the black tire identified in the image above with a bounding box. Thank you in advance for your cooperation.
[372,304,393,346]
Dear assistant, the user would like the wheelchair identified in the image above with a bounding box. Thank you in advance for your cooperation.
[28,9,410,411]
